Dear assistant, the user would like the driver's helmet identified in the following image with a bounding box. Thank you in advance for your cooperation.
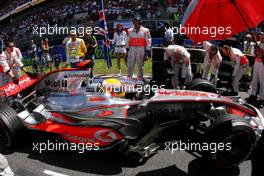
[102,78,125,98]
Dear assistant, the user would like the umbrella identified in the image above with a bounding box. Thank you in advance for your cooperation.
[181,0,264,43]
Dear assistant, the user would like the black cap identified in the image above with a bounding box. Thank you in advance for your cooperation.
[133,16,142,25]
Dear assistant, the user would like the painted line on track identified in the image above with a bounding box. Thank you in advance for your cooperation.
[43,169,69,176]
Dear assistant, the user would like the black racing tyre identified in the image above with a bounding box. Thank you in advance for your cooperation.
[203,114,256,168]
[0,105,24,148]
[186,78,217,93]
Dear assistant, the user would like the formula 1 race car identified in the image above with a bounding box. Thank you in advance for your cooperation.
[0,66,263,168]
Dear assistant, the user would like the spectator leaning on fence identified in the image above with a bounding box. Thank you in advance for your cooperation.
[65,30,87,68]
[112,23,127,76]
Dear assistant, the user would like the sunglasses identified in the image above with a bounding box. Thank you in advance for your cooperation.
[8,45,14,48]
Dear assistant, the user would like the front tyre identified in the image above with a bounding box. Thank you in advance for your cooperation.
[0,105,24,148]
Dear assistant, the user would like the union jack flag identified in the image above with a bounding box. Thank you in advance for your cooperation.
[99,0,112,68]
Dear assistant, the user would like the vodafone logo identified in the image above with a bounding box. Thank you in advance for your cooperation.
[1,76,32,96]
[158,90,210,97]
[4,77,31,93]
[4,84,17,93]
[94,130,118,143]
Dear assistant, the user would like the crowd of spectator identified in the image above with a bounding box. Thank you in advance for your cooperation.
[166,0,191,22]
[166,0,191,8]
[104,0,161,20]
[0,0,31,17]
[68,0,162,22]
[0,0,163,45]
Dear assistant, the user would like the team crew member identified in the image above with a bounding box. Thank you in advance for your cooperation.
[83,32,97,61]
[243,34,255,56]
[0,41,29,86]
[164,44,192,89]
[0,32,4,54]
[222,45,249,96]
[62,34,70,48]
[28,40,38,73]
[257,32,264,50]
[127,17,151,79]
[202,41,222,86]
[41,38,52,71]
[164,22,174,47]
[112,23,127,76]
[11,42,23,77]
[245,47,264,105]
[53,50,62,70]
[0,154,14,176]
[65,31,87,68]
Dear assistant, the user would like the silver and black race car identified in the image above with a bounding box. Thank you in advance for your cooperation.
[0,64,263,168]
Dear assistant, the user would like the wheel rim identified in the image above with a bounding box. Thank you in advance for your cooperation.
[0,120,11,147]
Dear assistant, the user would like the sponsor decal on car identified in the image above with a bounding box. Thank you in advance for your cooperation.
[146,107,179,117]
[157,90,211,97]
[64,72,90,78]
[45,79,67,88]
[94,130,118,143]
[4,77,31,93]
[0,75,37,97]
[61,134,96,143]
